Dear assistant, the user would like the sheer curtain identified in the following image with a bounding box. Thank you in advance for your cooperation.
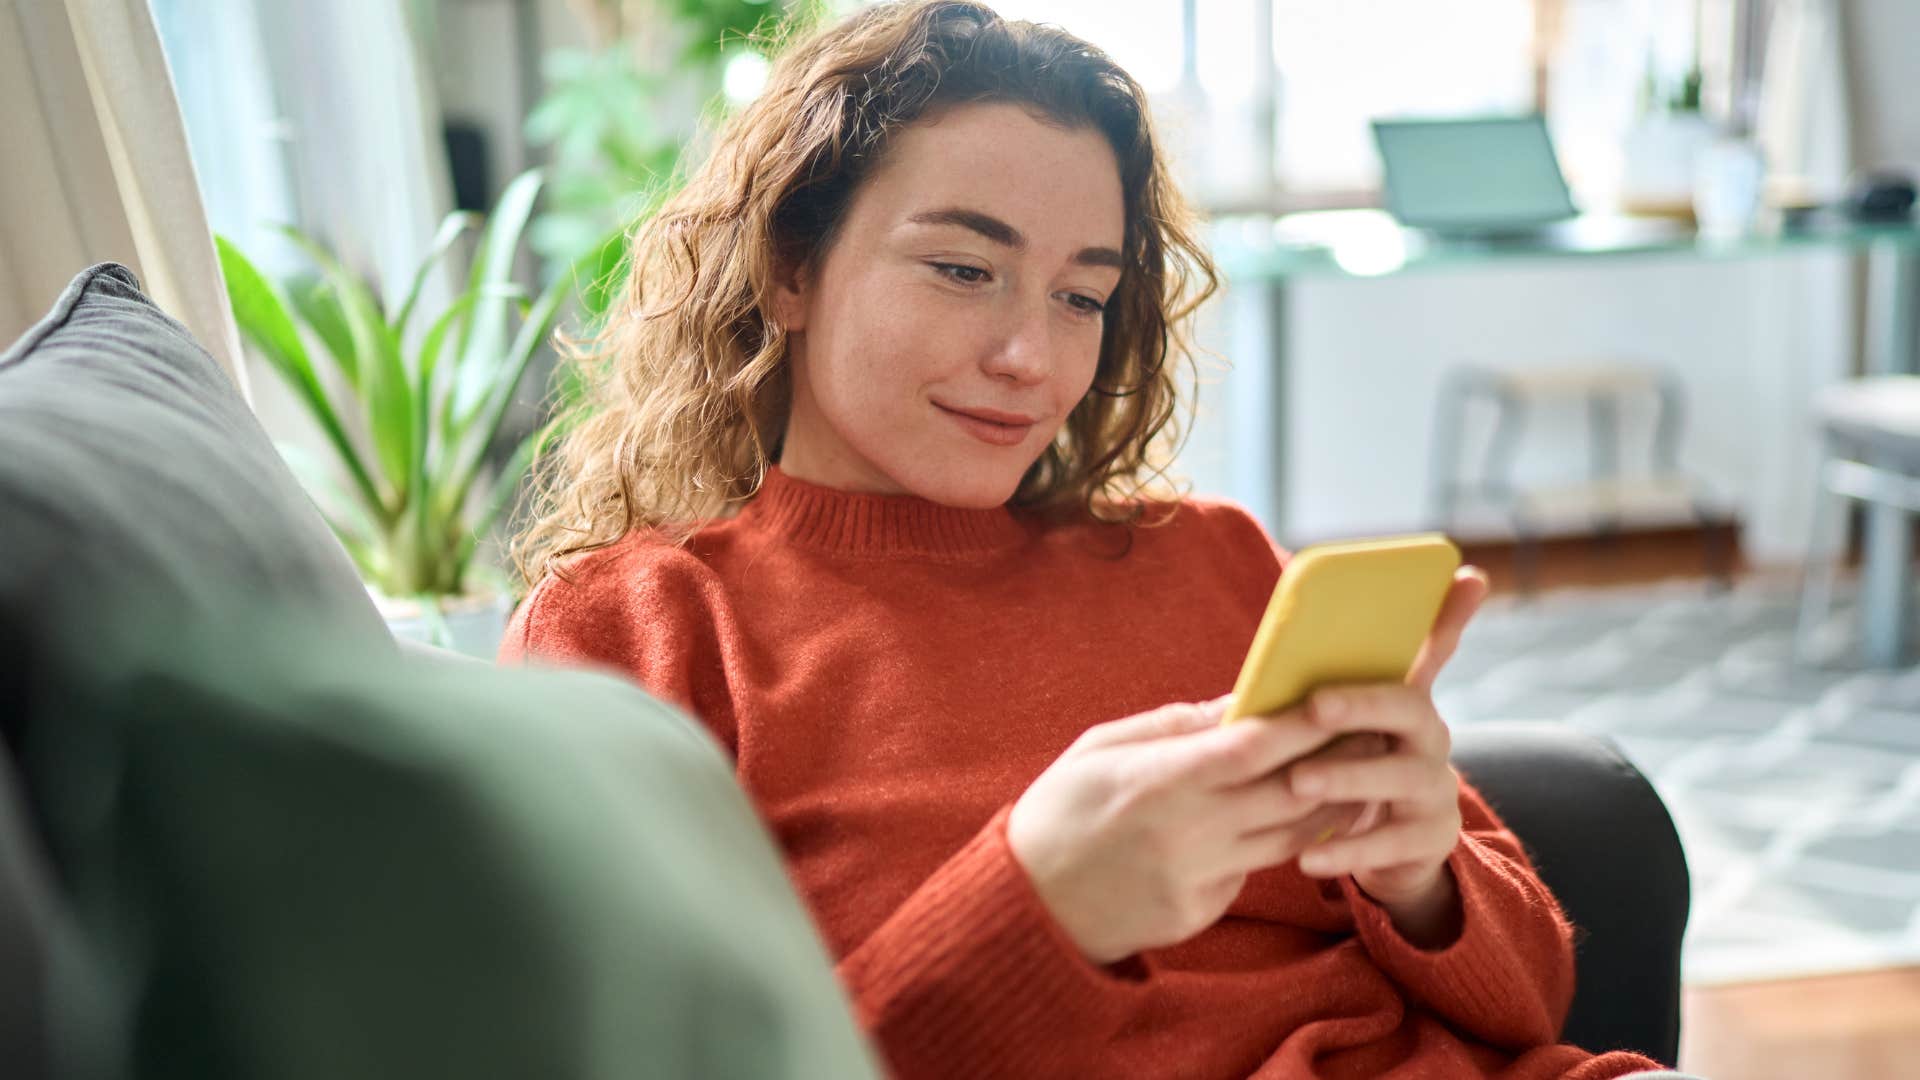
[147,0,460,456]
[1,0,459,407]
[1748,0,1859,563]
[1752,0,1853,195]
[0,0,249,398]
[151,0,460,336]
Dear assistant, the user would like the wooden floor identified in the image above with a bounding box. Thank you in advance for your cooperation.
[1680,967,1920,1080]
[1454,522,1747,597]
[1466,524,1920,1080]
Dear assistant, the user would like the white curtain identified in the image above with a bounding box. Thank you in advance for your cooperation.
[1742,0,1859,563]
[1752,0,1853,195]
[0,0,250,400]
[151,0,459,341]
[143,0,460,464]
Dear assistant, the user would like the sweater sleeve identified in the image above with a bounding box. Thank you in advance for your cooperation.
[1337,774,1577,1051]
[497,546,741,756]
[836,802,1154,1079]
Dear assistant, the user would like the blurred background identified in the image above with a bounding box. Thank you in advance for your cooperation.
[134,1,1920,587]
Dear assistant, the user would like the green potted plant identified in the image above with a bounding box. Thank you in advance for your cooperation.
[525,0,811,305]
[1622,20,1718,221]
[217,166,582,655]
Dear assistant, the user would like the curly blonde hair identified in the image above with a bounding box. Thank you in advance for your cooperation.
[512,0,1221,589]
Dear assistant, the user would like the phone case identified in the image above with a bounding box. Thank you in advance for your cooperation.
[1222,533,1462,723]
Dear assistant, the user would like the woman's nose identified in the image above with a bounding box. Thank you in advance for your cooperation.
[981,293,1055,384]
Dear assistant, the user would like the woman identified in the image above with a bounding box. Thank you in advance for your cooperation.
[501,3,1694,1077]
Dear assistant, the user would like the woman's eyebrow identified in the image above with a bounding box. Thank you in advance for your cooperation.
[905,206,1123,269]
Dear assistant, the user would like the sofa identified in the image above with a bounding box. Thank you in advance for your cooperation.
[0,263,1690,1077]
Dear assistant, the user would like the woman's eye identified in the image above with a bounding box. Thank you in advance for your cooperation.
[1066,293,1107,316]
[933,262,990,285]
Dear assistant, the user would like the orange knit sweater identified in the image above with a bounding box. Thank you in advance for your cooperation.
[498,464,1666,1079]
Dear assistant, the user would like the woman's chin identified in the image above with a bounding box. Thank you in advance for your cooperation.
[896,462,1029,508]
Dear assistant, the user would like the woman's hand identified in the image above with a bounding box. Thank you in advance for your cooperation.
[1008,565,1491,964]
[1281,566,1492,935]
[1008,694,1368,966]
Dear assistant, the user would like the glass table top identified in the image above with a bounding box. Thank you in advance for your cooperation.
[1209,208,1920,280]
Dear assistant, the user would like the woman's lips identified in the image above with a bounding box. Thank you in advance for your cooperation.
[936,402,1034,446]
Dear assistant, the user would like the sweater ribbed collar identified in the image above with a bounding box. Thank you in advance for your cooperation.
[741,464,1031,558]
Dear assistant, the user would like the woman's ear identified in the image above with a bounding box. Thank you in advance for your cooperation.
[769,257,810,334]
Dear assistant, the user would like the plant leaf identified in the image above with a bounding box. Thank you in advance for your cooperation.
[440,255,581,523]
[285,274,361,391]
[409,293,479,596]
[448,168,545,425]
[454,421,545,580]
[394,210,480,338]
[275,226,414,510]
[415,294,480,450]
[580,225,632,323]
[216,233,386,518]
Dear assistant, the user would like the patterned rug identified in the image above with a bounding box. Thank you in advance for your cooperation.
[1432,573,1920,986]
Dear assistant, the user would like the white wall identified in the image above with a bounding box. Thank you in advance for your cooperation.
[1844,0,1920,174]
[434,0,539,193]
[1177,248,1855,564]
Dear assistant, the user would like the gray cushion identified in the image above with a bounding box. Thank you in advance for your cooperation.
[0,752,54,1080]
[0,261,388,1078]
[26,598,880,1080]
[0,262,388,683]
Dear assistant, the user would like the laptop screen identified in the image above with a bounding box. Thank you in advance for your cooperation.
[1371,115,1578,231]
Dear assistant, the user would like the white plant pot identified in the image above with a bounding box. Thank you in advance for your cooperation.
[1621,111,1720,219]
[1693,136,1768,237]
[372,587,513,659]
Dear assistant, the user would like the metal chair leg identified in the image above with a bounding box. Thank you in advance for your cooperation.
[1700,498,1735,595]
[1588,388,1622,541]
[1795,458,1847,665]
[1512,499,1543,599]
[1653,373,1685,476]
[1429,370,1471,530]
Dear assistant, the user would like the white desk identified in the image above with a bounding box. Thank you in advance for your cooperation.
[1215,209,1920,666]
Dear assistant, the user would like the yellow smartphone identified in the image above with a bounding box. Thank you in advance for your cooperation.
[1222,532,1462,724]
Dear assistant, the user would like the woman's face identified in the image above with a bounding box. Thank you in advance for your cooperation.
[771,101,1126,507]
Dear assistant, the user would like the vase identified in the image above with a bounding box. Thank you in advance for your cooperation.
[1620,111,1720,221]
[1694,136,1768,237]
[371,587,514,659]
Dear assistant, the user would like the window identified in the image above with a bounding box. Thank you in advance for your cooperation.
[960,0,1749,213]
[989,0,1186,94]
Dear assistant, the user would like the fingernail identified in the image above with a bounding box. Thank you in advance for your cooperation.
[1315,695,1344,722]
[1300,850,1331,874]
[1293,772,1323,797]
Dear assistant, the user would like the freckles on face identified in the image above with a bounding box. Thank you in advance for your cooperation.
[779,101,1127,503]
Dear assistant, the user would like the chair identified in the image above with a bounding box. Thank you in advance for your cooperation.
[1430,361,1736,595]
[1795,375,1920,664]
[1452,724,1689,1066]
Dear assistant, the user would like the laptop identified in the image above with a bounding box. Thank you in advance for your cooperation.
[1370,114,1582,242]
